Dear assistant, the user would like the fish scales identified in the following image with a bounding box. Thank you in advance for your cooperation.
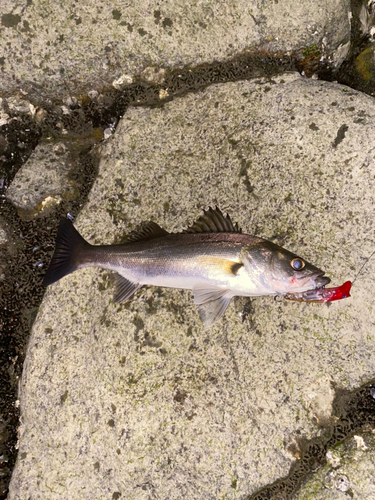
[43,207,332,327]
[83,233,260,281]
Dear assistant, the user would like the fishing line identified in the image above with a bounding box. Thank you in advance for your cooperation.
[351,249,375,286]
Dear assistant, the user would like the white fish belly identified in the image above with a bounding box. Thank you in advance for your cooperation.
[139,275,200,290]
[130,265,274,297]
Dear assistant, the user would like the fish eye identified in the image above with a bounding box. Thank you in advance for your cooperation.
[291,258,305,271]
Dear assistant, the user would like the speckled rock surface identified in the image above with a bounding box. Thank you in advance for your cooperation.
[0,217,10,284]
[8,73,375,499]
[0,218,9,248]
[296,432,375,499]
[5,141,78,220]
[0,0,350,101]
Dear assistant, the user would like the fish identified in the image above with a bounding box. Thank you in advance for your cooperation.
[43,207,331,328]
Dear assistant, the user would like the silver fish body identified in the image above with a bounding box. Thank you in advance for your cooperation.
[43,208,330,327]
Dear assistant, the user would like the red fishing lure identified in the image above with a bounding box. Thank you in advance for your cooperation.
[285,281,352,303]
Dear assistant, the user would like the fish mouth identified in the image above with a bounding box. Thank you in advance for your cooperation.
[292,272,330,294]
[314,273,331,289]
[285,273,331,301]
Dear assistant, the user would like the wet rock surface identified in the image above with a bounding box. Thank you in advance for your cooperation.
[0,0,350,101]
[0,148,98,499]
[295,418,375,498]
[7,74,375,499]
[248,381,375,499]
[0,218,9,248]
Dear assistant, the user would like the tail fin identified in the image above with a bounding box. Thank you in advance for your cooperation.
[43,219,90,287]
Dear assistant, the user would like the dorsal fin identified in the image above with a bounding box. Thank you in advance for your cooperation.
[184,207,242,234]
[127,221,169,242]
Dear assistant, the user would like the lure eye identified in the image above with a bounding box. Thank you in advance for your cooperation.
[291,258,305,271]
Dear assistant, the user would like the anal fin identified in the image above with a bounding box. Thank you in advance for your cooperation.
[192,284,233,328]
[113,273,142,303]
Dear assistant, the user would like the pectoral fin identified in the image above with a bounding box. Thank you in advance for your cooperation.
[192,284,233,328]
[113,273,142,303]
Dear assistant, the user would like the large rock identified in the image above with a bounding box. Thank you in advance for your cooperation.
[0,0,350,101]
[5,141,78,220]
[8,73,375,499]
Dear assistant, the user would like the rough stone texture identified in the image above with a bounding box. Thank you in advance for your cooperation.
[0,217,9,283]
[0,0,350,101]
[0,219,9,248]
[0,96,36,126]
[0,215,20,258]
[8,74,375,499]
[296,432,375,499]
[5,141,78,220]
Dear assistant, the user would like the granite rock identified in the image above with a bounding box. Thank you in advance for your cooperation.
[8,73,375,499]
[5,141,78,220]
[0,0,350,101]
